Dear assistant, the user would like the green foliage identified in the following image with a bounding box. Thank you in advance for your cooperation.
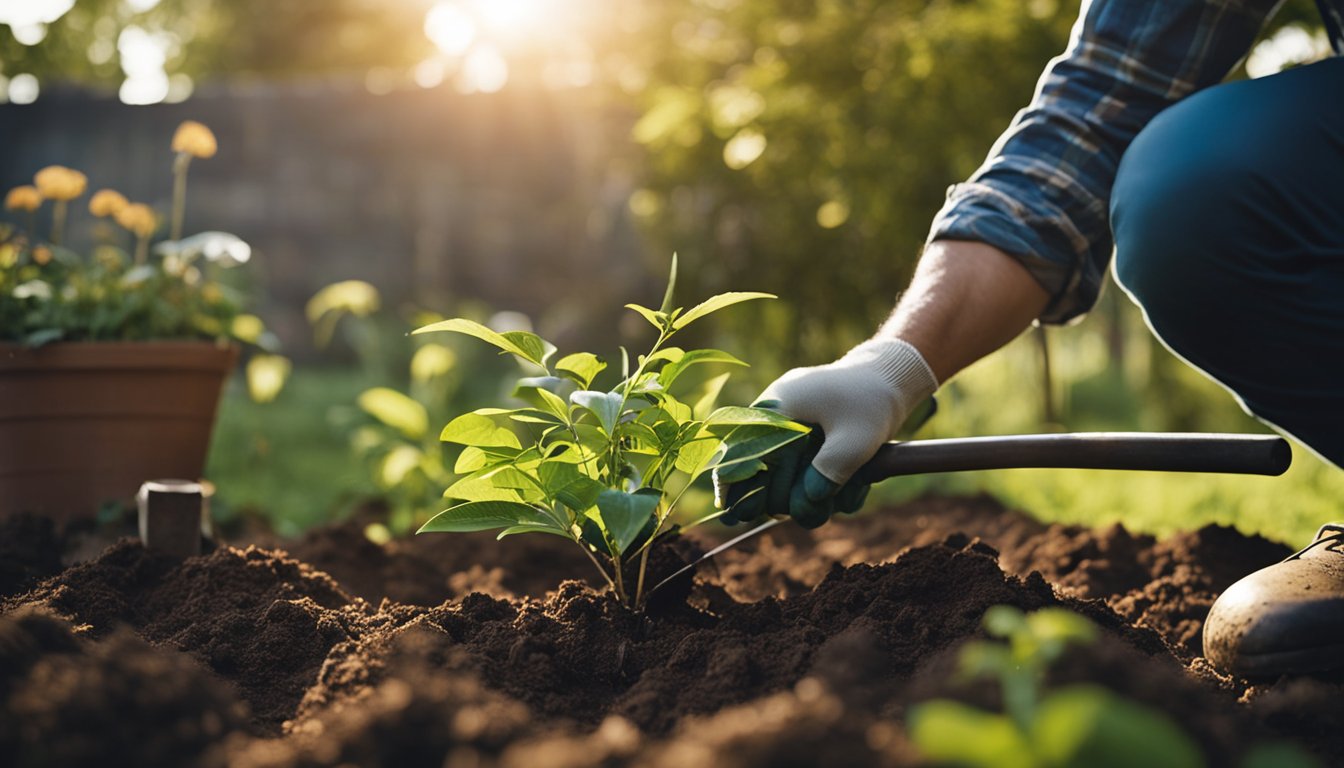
[306,281,498,535]
[909,606,1202,768]
[206,366,375,536]
[414,257,805,608]
[909,606,1319,768]
[0,227,257,346]
[627,0,1080,362]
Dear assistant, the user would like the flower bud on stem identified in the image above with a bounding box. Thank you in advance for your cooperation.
[171,152,191,242]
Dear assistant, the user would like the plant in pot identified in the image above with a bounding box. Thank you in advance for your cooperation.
[0,120,287,521]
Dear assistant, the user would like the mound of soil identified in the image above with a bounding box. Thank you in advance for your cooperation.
[2,494,1338,766]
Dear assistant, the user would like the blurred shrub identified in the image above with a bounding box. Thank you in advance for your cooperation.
[626,0,1077,364]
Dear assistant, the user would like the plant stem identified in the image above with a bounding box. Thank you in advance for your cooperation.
[577,540,617,592]
[135,235,149,265]
[50,200,66,246]
[612,552,628,606]
[634,545,651,608]
[171,152,191,242]
[608,325,673,483]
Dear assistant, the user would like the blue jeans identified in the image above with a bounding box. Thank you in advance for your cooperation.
[1111,56,1344,466]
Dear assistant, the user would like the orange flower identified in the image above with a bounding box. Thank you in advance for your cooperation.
[4,185,42,212]
[115,203,158,238]
[171,120,217,159]
[89,189,130,218]
[33,166,88,201]
[32,246,53,265]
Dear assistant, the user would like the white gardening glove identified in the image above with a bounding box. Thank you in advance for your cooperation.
[715,338,938,528]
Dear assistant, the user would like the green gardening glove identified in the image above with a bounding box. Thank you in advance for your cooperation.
[713,338,938,528]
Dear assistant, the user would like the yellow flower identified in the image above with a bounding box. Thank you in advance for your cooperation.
[88,189,129,218]
[171,120,217,159]
[4,185,42,212]
[115,203,158,238]
[33,166,88,201]
[32,246,53,265]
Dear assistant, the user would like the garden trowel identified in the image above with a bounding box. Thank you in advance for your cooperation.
[651,431,1292,597]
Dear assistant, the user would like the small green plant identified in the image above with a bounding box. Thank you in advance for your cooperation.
[908,605,1319,768]
[413,256,807,609]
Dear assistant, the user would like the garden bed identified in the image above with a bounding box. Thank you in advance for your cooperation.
[3,495,1341,766]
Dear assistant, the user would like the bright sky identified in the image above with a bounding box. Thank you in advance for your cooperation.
[2,0,595,103]
[422,0,593,93]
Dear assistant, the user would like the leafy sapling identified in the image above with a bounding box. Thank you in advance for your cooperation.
[412,256,808,609]
[907,606,1321,768]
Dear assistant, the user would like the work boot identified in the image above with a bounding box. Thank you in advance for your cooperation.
[1204,523,1344,677]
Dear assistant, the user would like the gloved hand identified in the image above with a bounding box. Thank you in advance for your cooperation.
[714,338,938,528]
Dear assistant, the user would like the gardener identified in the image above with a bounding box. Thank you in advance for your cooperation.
[718,0,1344,678]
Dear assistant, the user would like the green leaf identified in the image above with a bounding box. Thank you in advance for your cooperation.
[440,412,522,448]
[528,387,572,421]
[23,328,64,347]
[1026,608,1098,647]
[621,421,662,455]
[983,605,1029,639]
[674,436,720,475]
[671,292,774,330]
[573,423,611,457]
[1032,686,1205,768]
[539,462,606,511]
[908,700,1035,768]
[498,523,573,540]
[624,303,668,331]
[596,489,660,554]
[453,444,522,473]
[659,252,678,314]
[1240,743,1323,768]
[357,387,429,440]
[571,390,624,434]
[418,500,551,534]
[412,318,553,368]
[443,469,525,503]
[502,330,557,368]
[378,444,424,487]
[691,371,731,420]
[705,425,809,474]
[483,466,544,497]
[507,408,566,425]
[555,352,606,389]
[704,405,809,431]
[661,394,693,424]
[658,349,747,388]
[537,462,602,511]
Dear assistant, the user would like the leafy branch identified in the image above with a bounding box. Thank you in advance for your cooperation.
[412,255,805,609]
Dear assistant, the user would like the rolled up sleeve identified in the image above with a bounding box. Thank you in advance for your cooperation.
[928,0,1279,323]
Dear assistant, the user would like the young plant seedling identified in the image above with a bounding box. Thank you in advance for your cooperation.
[412,256,808,609]
[907,605,1316,768]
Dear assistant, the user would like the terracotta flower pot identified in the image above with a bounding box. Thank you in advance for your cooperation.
[0,341,238,521]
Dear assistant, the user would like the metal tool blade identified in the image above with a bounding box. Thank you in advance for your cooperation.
[648,517,783,598]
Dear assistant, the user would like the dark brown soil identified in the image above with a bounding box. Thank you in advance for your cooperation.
[2,494,1336,767]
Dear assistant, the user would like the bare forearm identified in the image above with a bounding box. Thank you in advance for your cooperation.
[875,240,1050,383]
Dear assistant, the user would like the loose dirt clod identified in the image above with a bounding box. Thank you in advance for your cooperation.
[2,495,1338,766]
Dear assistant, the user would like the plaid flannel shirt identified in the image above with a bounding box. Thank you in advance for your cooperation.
[928,0,1344,324]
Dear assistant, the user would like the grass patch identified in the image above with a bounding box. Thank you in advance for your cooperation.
[206,366,375,537]
[870,328,1341,547]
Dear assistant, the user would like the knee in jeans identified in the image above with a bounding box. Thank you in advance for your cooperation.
[1110,94,1259,321]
